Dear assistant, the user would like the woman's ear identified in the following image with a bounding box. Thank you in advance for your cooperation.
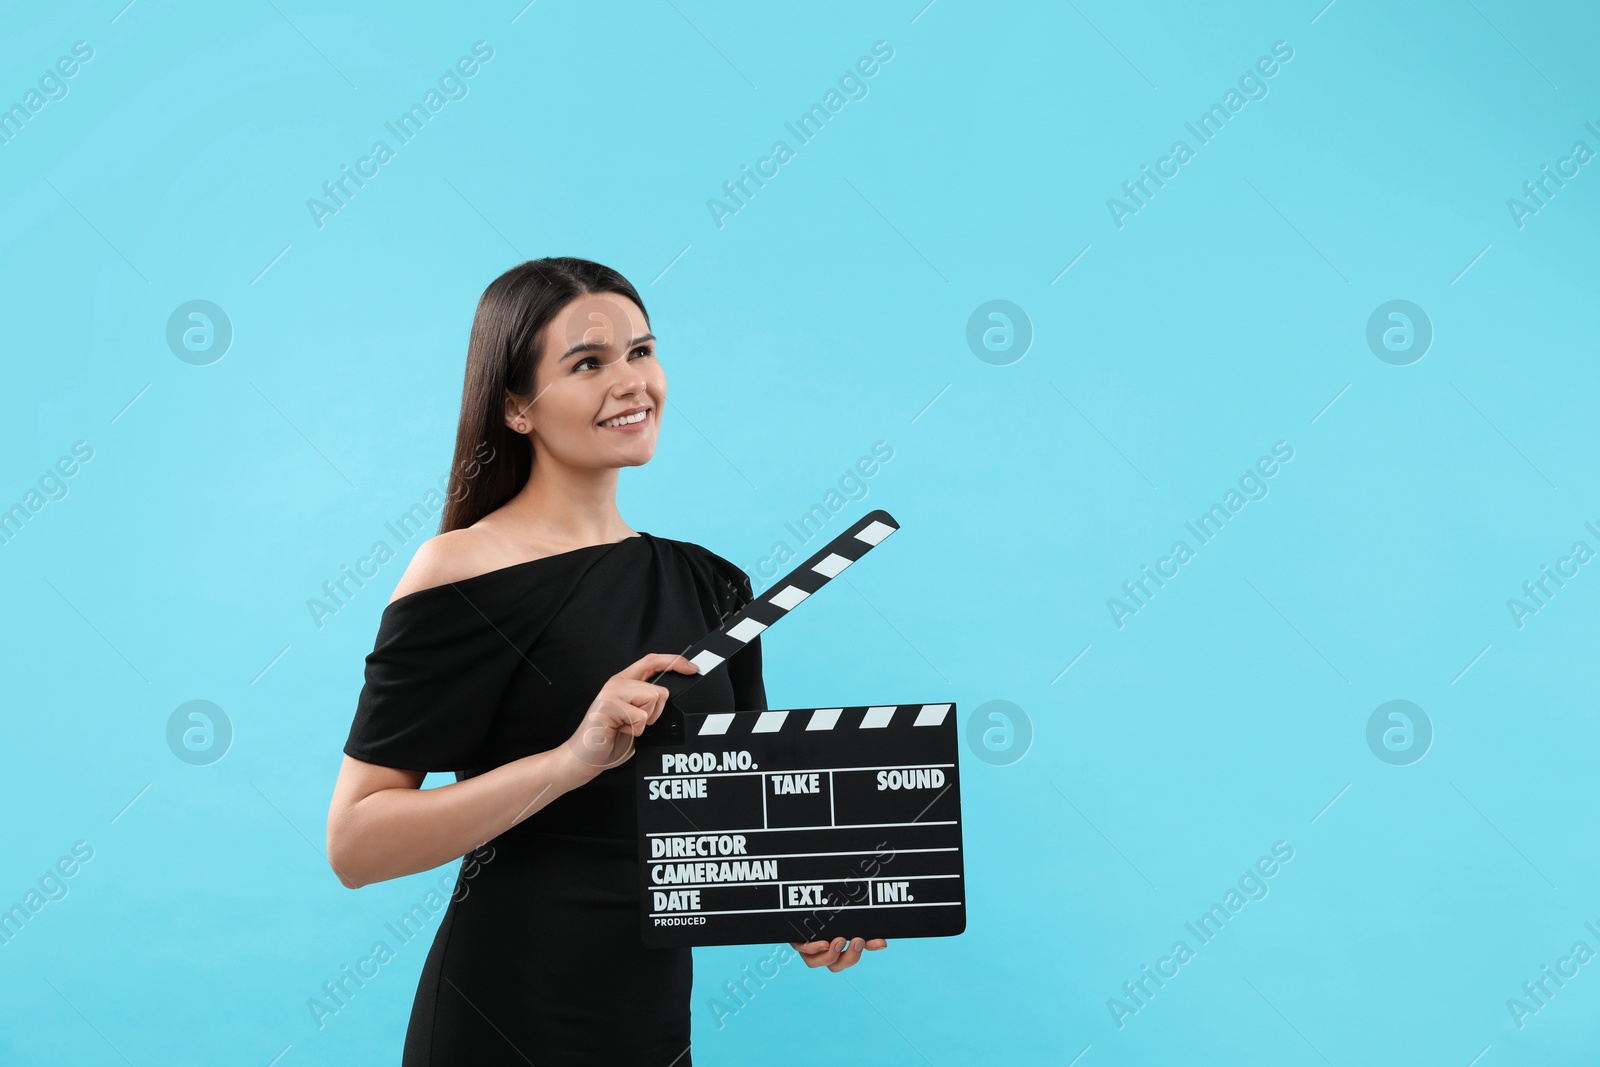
[504,390,529,433]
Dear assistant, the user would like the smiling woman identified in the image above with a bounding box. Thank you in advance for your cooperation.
[434,260,667,540]
[326,257,884,1066]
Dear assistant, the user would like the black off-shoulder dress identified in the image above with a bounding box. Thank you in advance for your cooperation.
[343,532,766,1067]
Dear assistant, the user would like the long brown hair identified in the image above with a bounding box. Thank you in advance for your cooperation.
[438,257,650,534]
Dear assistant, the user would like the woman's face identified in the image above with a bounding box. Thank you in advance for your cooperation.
[509,291,665,469]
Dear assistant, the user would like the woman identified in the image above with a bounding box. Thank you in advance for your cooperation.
[325,257,886,1066]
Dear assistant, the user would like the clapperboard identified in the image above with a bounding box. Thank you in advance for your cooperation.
[635,510,966,948]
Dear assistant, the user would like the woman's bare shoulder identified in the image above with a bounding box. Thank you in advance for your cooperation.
[388,527,505,603]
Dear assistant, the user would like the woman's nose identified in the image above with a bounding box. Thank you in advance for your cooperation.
[608,356,647,390]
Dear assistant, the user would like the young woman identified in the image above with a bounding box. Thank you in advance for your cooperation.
[325,257,886,1065]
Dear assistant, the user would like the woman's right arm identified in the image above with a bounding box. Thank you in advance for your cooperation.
[326,650,698,889]
[326,749,590,889]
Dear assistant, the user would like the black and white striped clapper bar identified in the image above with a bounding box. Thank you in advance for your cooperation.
[635,510,966,948]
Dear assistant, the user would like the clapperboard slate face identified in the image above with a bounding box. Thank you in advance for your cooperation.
[635,510,967,948]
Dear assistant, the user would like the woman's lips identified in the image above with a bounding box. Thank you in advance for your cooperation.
[598,409,651,434]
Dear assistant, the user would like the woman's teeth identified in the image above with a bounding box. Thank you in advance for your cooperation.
[600,410,648,427]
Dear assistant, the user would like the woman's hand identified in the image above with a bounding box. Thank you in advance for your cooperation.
[561,652,698,781]
[790,937,888,972]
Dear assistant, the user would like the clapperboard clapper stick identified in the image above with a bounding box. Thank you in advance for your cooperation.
[634,510,967,948]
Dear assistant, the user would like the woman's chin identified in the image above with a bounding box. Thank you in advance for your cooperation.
[610,443,657,467]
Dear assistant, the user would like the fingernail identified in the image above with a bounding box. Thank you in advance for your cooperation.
[832,938,846,951]
[852,938,863,951]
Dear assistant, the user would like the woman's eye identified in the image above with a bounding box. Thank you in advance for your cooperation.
[575,348,651,372]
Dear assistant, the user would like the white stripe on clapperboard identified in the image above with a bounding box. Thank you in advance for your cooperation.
[642,762,955,782]
[650,872,962,891]
[650,901,962,918]
[645,819,957,835]
[647,845,959,860]
[696,703,952,736]
[685,518,896,675]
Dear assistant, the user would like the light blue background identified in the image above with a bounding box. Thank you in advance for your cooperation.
[3,1,1598,1064]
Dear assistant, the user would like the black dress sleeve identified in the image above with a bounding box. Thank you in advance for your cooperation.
[728,632,768,712]
[691,545,769,714]
[343,590,515,773]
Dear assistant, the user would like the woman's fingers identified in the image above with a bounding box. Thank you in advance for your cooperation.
[789,937,887,971]
[596,698,644,732]
[594,684,664,734]
[828,938,867,972]
[629,683,671,730]
[611,655,696,729]
[790,937,880,970]
[568,656,703,777]
[792,939,839,967]
[621,653,699,681]
[644,682,670,725]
